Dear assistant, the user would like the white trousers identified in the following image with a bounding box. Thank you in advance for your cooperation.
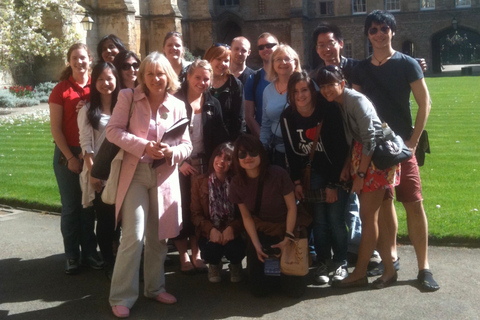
[109,163,168,308]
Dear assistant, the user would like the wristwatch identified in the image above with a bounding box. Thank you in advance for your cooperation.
[357,171,366,178]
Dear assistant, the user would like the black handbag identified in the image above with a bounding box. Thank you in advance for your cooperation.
[372,122,412,170]
[91,89,135,180]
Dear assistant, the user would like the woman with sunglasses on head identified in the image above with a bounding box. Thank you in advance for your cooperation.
[204,43,245,142]
[113,51,141,89]
[316,66,400,289]
[172,59,229,274]
[163,31,191,83]
[229,134,309,298]
[260,44,301,169]
[107,52,192,318]
[78,62,121,277]
[280,71,350,285]
[97,34,127,63]
[49,43,102,275]
[191,142,245,283]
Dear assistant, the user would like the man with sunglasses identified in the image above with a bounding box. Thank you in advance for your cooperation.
[351,10,439,292]
[244,33,278,136]
[230,36,255,85]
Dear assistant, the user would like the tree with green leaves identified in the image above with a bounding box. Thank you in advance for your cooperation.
[0,0,81,84]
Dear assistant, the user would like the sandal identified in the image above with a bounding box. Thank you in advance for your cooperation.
[371,271,398,289]
[193,259,208,273]
[417,269,440,292]
[180,261,196,275]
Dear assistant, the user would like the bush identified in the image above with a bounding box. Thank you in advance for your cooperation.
[0,89,39,108]
[34,81,56,103]
[7,85,35,98]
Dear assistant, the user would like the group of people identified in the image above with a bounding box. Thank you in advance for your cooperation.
[48,9,439,319]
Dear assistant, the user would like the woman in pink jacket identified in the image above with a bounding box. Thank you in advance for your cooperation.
[107,52,192,318]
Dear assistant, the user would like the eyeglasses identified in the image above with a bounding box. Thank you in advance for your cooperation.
[368,25,390,35]
[316,40,337,50]
[274,57,294,64]
[121,62,140,71]
[213,42,231,49]
[258,43,277,51]
[318,82,341,90]
[238,150,259,160]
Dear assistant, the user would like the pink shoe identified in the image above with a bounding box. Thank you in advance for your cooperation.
[112,305,130,318]
[156,292,177,304]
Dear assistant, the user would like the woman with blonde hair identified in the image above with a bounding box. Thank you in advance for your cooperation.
[260,44,301,168]
[173,59,228,274]
[204,43,245,141]
[107,52,192,318]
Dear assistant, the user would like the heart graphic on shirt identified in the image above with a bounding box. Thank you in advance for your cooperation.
[305,127,318,141]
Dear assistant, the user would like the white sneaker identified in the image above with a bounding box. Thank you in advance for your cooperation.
[332,266,349,282]
[314,263,329,284]
[208,264,222,283]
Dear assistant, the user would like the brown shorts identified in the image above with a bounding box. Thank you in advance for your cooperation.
[385,155,423,203]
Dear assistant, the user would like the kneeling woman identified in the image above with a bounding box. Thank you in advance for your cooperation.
[229,134,307,297]
[316,66,400,289]
[191,142,246,283]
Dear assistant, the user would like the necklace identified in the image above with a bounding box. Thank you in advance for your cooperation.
[275,81,288,95]
[372,51,394,65]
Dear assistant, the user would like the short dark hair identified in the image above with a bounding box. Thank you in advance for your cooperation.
[232,134,268,186]
[315,65,345,86]
[112,50,141,89]
[97,34,127,62]
[287,71,317,112]
[208,142,235,175]
[364,10,397,36]
[312,22,344,45]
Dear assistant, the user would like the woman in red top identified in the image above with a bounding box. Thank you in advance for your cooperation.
[49,43,103,275]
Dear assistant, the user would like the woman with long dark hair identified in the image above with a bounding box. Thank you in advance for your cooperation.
[78,62,121,275]
[113,50,141,89]
[97,34,127,63]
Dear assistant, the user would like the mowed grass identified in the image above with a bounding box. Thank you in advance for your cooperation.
[395,76,480,246]
[0,76,479,244]
[0,117,61,212]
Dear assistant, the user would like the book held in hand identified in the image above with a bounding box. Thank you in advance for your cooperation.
[152,117,189,168]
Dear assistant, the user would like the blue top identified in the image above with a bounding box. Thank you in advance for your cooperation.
[260,83,288,153]
[244,68,270,125]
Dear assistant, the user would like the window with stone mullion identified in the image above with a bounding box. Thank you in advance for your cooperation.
[352,0,366,14]
[385,0,400,11]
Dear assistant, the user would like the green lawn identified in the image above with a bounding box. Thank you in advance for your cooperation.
[0,77,479,244]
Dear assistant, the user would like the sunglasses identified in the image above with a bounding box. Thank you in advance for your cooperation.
[368,25,390,35]
[258,43,277,51]
[238,150,259,160]
[213,42,231,49]
[121,62,140,71]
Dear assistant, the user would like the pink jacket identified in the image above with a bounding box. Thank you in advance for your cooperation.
[106,87,192,240]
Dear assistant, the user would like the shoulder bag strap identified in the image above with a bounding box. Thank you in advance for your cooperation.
[126,88,135,129]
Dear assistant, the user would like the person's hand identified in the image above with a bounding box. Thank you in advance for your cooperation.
[340,162,351,182]
[221,226,234,245]
[404,139,417,154]
[159,142,173,159]
[89,175,103,193]
[75,100,87,113]
[351,176,364,195]
[271,238,290,256]
[209,228,223,244]
[67,156,82,174]
[254,243,269,263]
[145,141,164,159]
[325,187,338,203]
[418,58,427,73]
[179,162,198,176]
[294,184,305,201]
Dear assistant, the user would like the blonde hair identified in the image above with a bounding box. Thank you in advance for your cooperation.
[187,59,212,76]
[266,44,301,82]
[137,52,180,94]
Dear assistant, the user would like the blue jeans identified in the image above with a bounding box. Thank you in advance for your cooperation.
[310,171,348,267]
[53,145,97,259]
[345,193,362,254]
